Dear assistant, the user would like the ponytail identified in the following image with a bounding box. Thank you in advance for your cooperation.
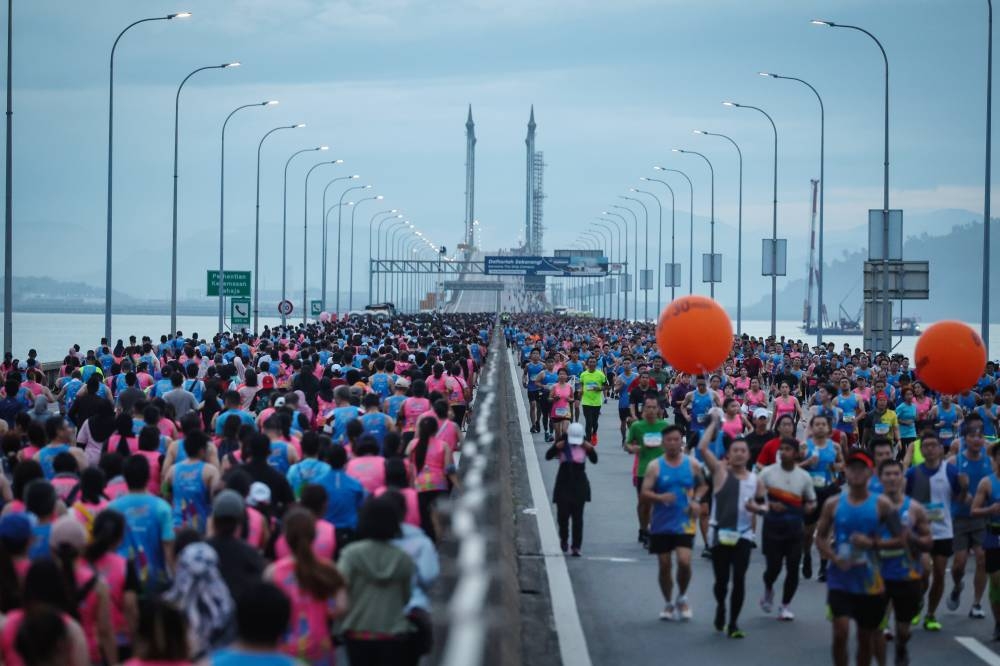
[54,543,81,619]
[285,509,344,599]
[85,511,124,564]
[413,416,438,473]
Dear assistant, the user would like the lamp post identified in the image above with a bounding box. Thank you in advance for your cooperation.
[673,149,715,300]
[389,223,411,305]
[218,100,277,334]
[725,101,779,338]
[581,234,602,315]
[639,177,676,304]
[694,129,743,332]
[759,73,824,344]
[171,62,238,335]
[348,195,383,311]
[303,160,343,324]
[622,195,649,321]
[611,204,639,319]
[336,184,371,314]
[3,0,9,356]
[253,123,303,333]
[594,219,622,318]
[632,188,663,315]
[376,216,404,303]
[282,146,328,327]
[588,224,613,316]
[367,209,398,305]
[986,1,994,355]
[321,174,358,310]
[105,11,191,343]
[813,19,890,351]
[654,166,694,295]
[602,211,630,320]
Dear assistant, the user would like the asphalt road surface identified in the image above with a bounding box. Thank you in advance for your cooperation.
[511,351,1000,666]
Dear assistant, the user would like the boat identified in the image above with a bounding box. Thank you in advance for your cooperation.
[896,316,921,336]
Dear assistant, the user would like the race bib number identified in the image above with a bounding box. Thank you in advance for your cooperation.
[926,502,945,523]
[643,433,662,448]
[697,414,708,425]
[811,472,828,488]
[940,428,954,439]
[874,423,890,436]
[554,406,570,418]
[843,415,855,423]
[586,382,599,392]
[878,547,905,559]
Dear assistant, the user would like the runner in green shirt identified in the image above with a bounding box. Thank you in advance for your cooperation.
[579,357,608,444]
[626,395,669,547]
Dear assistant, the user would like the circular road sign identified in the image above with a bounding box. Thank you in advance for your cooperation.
[277,300,294,316]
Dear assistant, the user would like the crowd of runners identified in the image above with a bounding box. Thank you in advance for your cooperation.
[0,313,491,665]
[508,313,1000,666]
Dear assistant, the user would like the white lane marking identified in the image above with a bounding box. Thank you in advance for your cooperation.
[585,556,640,563]
[957,637,1000,665]
[508,353,593,666]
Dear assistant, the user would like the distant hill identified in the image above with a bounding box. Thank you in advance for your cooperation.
[741,220,998,322]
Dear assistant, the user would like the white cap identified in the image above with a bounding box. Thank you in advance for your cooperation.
[330,364,343,373]
[752,407,771,420]
[247,482,271,507]
[567,422,586,446]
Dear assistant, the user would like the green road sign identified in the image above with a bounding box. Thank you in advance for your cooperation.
[310,300,323,316]
[230,298,251,327]
[207,270,251,297]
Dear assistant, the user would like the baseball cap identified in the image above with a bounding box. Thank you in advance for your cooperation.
[752,408,771,420]
[395,377,411,389]
[567,422,586,446]
[0,514,31,542]
[247,482,271,507]
[330,364,343,374]
[260,374,275,389]
[274,396,286,408]
[845,450,874,469]
[49,516,88,552]
[213,489,246,519]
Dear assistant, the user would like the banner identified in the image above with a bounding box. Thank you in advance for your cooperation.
[484,255,608,277]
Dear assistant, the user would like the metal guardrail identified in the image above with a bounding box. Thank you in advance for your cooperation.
[433,323,510,666]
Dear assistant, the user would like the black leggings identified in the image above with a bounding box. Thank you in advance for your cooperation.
[762,534,803,605]
[582,405,601,439]
[557,500,585,549]
[539,394,552,431]
[712,539,752,628]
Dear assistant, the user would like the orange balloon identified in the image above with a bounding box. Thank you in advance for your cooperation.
[656,295,733,375]
[914,320,986,394]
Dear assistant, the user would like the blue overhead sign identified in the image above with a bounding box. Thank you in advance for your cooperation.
[484,255,608,277]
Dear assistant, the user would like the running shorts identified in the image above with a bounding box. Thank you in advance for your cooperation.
[619,407,632,421]
[931,538,954,558]
[986,548,1000,574]
[807,484,841,525]
[527,390,542,403]
[827,589,887,630]
[648,533,694,554]
[883,580,922,625]
[953,517,986,552]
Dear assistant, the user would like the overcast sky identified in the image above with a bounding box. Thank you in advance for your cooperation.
[8,0,994,305]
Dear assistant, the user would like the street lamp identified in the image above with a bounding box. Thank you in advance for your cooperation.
[611,204,640,319]
[813,19,891,350]
[759,72,824,344]
[105,11,191,343]
[640,177,677,303]
[253,123,303,333]
[388,223,411,305]
[724,101,779,338]
[282,146,329,327]
[588,223,614,316]
[170,61,238,336]
[985,2,994,354]
[336,184,371,313]
[653,166,695,295]
[218,100,277,333]
[595,218,624,318]
[376,215,405,303]
[603,210,630,320]
[349,195,383,310]
[303,159,343,324]
[368,210,398,305]
[321,174,358,309]
[673,149,716,300]
[694,129,743,332]
[632,188,663,316]
[622,195,650,321]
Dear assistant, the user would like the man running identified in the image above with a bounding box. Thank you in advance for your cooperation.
[905,431,967,631]
[970,441,1000,640]
[626,396,669,547]
[699,412,767,638]
[947,420,990,619]
[523,350,545,434]
[874,458,931,666]
[579,356,609,445]
[641,424,707,622]
[815,450,900,666]
[759,437,816,621]
[801,414,844,582]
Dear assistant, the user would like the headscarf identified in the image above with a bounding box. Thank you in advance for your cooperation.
[233,356,246,384]
[294,389,314,424]
[162,543,234,658]
[87,400,116,443]
[29,396,49,423]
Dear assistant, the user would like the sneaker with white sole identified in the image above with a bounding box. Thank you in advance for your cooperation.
[659,603,676,621]
[971,604,987,619]
[778,606,795,621]
[676,596,693,621]
[760,589,774,614]
[947,580,964,612]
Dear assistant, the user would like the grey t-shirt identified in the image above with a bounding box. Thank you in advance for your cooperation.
[163,388,199,419]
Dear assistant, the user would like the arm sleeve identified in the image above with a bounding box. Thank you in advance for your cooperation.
[158,500,176,542]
